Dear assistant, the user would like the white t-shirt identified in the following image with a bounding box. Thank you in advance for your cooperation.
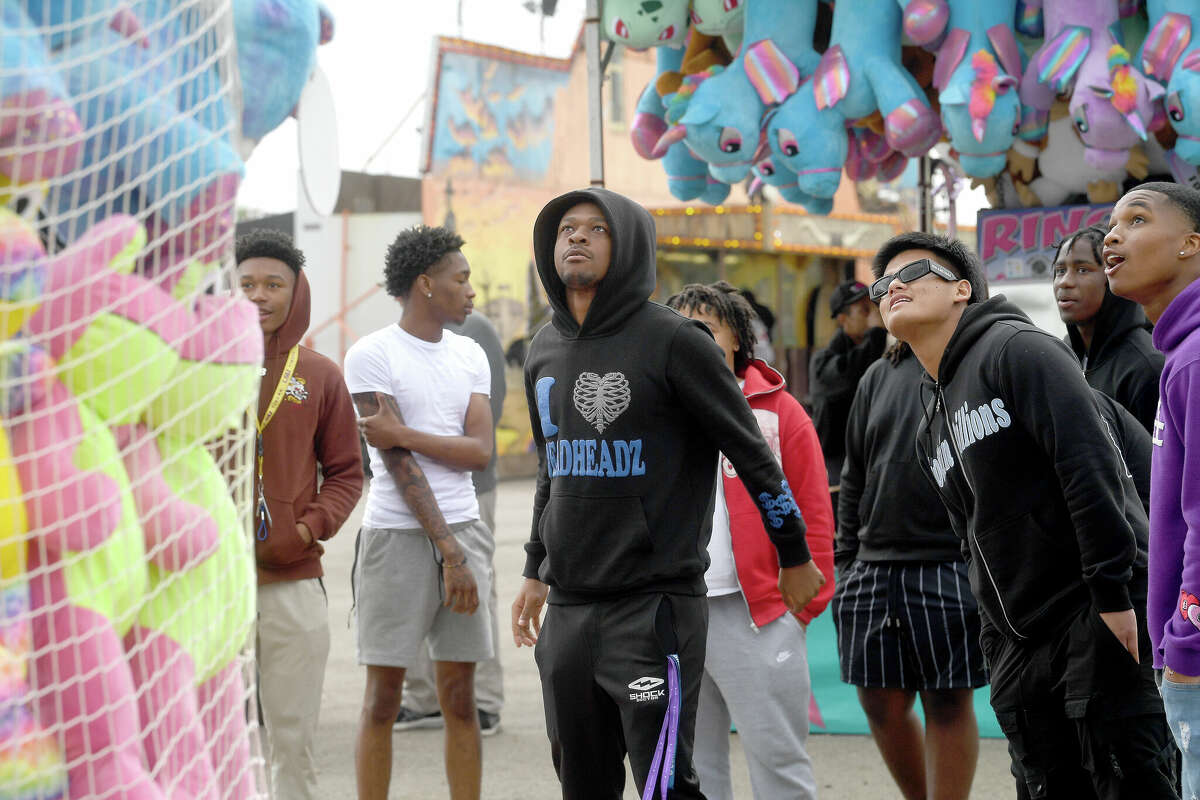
[344,324,490,530]
[706,460,740,596]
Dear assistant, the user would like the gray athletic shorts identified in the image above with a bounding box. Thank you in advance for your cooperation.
[353,519,494,667]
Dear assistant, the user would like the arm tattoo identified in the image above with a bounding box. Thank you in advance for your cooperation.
[352,392,456,546]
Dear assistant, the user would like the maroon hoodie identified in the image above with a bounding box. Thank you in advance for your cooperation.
[255,270,363,585]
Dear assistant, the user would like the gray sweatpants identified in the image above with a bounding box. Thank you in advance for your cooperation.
[401,489,504,714]
[694,591,818,800]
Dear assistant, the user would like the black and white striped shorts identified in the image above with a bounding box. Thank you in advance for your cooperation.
[832,560,988,690]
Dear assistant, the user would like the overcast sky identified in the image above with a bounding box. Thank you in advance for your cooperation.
[236,0,588,213]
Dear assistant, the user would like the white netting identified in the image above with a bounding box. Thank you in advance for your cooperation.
[1,1,269,798]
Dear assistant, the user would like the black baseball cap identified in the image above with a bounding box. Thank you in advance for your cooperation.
[829,280,869,317]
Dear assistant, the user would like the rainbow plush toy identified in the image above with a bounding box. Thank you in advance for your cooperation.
[766,0,942,200]
[929,0,1024,178]
[601,0,689,49]
[1018,0,1163,173]
[655,0,823,183]
[1141,0,1200,166]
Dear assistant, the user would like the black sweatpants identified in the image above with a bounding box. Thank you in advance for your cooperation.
[534,592,708,800]
[984,603,1178,800]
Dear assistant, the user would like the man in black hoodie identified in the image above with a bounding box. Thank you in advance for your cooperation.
[1053,224,1163,432]
[872,230,1176,799]
[510,188,825,799]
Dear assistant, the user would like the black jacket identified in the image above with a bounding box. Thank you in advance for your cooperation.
[810,327,888,485]
[837,352,961,570]
[1065,291,1163,433]
[915,296,1147,643]
[522,188,811,603]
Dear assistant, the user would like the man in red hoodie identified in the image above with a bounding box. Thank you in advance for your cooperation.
[667,282,836,800]
[236,229,364,800]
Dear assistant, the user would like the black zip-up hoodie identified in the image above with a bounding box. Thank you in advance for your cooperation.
[810,327,889,485]
[915,296,1146,643]
[1064,290,1164,434]
[522,188,811,603]
[837,352,961,570]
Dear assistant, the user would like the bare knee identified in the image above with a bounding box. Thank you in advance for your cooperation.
[361,667,405,725]
[919,689,975,726]
[435,662,476,723]
[858,687,917,727]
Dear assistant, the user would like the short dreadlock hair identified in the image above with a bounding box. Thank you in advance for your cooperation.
[383,225,465,299]
[235,228,305,274]
[665,281,760,374]
[1053,223,1106,268]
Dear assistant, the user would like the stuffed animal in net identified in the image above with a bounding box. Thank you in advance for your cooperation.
[655,0,824,184]
[601,0,689,49]
[0,3,82,187]
[765,0,942,200]
[1,340,161,800]
[1140,0,1200,166]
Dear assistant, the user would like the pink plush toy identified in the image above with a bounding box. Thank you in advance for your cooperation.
[2,343,161,800]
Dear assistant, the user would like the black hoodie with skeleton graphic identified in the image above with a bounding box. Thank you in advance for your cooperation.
[522,188,811,604]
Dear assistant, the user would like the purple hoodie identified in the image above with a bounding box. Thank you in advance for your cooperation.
[1149,277,1200,673]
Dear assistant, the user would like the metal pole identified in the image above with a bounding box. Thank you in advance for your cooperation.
[917,155,932,233]
[585,0,605,187]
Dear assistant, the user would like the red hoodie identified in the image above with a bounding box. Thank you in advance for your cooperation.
[720,360,836,627]
[255,270,363,585]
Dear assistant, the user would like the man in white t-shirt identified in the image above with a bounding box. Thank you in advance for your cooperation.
[344,225,493,800]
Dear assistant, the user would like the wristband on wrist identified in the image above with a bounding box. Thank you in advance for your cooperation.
[443,558,467,569]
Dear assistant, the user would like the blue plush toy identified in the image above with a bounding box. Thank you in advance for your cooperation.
[929,0,1023,178]
[0,2,83,184]
[233,0,326,142]
[17,0,145,50]
[654,0,823,184]
[48,29,243,245]
[631,44,730,204]
[766,0,941,199]
[1141,0,1200,165]
[752,157,834,214]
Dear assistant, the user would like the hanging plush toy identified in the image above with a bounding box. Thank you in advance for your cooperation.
[752,156,835,213]
[632,42,731,204]
[655,0,823,184]
[0,3,82,186]
[1019,0,1163,174]
[689,0,747,53]
[1141,0,1200,166]
[48,30,243,247]
[766,0,942,200]
[930,0,1024,178]
[233,0,333,141]
[2,342,160,800]
[601,0,689,49]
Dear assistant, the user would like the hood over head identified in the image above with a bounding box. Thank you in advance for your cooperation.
[1066,287,1151,363]
[265,267,311,358]
[532,187,658,338]
[936,294,1031,384]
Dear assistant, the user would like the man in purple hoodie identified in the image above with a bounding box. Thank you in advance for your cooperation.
[1105,181,1200,795]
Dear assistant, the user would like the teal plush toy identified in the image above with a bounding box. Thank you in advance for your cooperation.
[654,0,823,184]
[1141,0,1200,166]
[602,0,689,49]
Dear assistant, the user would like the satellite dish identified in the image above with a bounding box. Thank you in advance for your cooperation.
[297,64,341,216]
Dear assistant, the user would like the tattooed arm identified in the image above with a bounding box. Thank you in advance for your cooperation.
[352,391,478,614]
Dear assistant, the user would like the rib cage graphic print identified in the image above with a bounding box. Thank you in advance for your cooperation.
[573,371,631,433]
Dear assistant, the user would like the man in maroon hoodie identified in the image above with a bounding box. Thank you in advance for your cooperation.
[236,229,363,800]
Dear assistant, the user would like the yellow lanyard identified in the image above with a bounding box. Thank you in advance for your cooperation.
[255,345,298,540]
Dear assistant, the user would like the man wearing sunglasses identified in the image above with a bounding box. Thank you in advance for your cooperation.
[872,231,1176,799]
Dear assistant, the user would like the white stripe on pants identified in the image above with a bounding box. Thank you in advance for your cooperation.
[693,592,817,800]
[257,578,330,800]
[402,489,504,714]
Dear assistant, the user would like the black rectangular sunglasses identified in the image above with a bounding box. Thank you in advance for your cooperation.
[869,258,959,303]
